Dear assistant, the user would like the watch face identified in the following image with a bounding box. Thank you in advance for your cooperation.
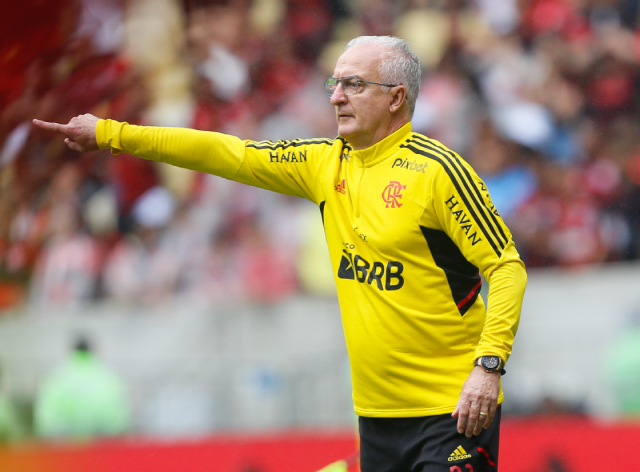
[482,356,500,370]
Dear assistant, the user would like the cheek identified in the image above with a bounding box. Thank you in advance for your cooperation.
[353,102,373,122]
[357,102,382,125]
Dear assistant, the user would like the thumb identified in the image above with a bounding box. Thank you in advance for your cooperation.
[64,138,84,152]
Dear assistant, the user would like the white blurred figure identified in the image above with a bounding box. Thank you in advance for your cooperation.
[474,0,520,36]
[103,186,181,305]
[187,5,249,102]
[74,0,125,55]
[197,45,249,101]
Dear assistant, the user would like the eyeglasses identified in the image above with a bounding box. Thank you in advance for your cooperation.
[324,76,399,98]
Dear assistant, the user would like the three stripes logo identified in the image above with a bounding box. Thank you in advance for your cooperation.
[448,445,471,462]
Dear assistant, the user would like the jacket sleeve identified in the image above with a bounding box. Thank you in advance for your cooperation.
[427,155,527,364]
[96,119,333,204]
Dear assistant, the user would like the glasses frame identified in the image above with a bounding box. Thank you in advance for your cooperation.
[325,76,400,98]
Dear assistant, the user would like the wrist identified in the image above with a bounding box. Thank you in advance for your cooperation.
[474,365,502,375]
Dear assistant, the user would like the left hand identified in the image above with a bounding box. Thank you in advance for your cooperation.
[451,366,501,437]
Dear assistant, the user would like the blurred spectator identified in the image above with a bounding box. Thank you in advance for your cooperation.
[186,4,250,102]
[29,203,100,312]
[103,186,181,305]
[34,336,130,440]
[73,0,125,55]
[188,228,245,305]
[28,163,101,312]
[234,212,298,304]
[6,0,640,310]
[468,120,538,221]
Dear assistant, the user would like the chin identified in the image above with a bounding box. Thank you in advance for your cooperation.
[337,123,358,140]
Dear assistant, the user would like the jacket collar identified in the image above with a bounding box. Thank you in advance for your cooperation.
[350,122,413,167]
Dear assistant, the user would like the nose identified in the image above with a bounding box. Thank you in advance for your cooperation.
[330,81,348,106]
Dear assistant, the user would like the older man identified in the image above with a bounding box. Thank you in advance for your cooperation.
[34,36,526,471]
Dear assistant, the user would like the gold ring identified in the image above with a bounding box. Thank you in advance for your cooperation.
[479,412,488,417]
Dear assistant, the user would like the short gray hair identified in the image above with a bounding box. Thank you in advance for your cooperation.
[346,36,422,117]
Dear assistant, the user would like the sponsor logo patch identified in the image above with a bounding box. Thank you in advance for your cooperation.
[268,151,308,163]
[445,194,483,246]
[337,249,404,291]
[391,157,428,173]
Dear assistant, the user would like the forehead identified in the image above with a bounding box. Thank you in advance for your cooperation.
[334,44,384,79]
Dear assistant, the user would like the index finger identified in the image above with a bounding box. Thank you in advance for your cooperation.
[32,119,69,135]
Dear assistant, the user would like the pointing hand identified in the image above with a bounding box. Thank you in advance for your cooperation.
[32,114,100,152]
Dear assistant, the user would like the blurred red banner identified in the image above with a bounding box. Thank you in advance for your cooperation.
[0,417,638,472]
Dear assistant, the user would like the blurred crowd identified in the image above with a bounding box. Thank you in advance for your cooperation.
[2,0,640,311]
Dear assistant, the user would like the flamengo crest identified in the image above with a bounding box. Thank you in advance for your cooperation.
[382,181,406,208]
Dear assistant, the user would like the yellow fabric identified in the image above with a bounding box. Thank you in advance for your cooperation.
[97,119,527,418]
[316,460,349,472]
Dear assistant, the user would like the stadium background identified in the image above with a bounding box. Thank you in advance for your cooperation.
[2,0,640,470]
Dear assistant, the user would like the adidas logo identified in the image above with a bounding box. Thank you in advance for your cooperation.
[335,179,346,194]
[448,445,471,462]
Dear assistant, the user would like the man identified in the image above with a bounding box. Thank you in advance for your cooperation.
[34,36,526,471]
[34,337,130,439]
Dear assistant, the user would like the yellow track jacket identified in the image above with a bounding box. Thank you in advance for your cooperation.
[97,120,527,418]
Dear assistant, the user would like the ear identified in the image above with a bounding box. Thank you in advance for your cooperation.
[389,85,407,114]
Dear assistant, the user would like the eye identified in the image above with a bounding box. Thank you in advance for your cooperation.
[343,77,358,94]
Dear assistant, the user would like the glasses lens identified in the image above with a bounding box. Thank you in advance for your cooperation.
[325,78,338,97]
[342,77,358,96]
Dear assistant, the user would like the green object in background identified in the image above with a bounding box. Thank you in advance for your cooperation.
[34,349,130,439]
[609,327,640,415]
[315,451,359,472]
[0,393,24,442]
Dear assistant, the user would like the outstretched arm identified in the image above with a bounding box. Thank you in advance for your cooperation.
[32,114,100,152]
[34,116,331,203]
